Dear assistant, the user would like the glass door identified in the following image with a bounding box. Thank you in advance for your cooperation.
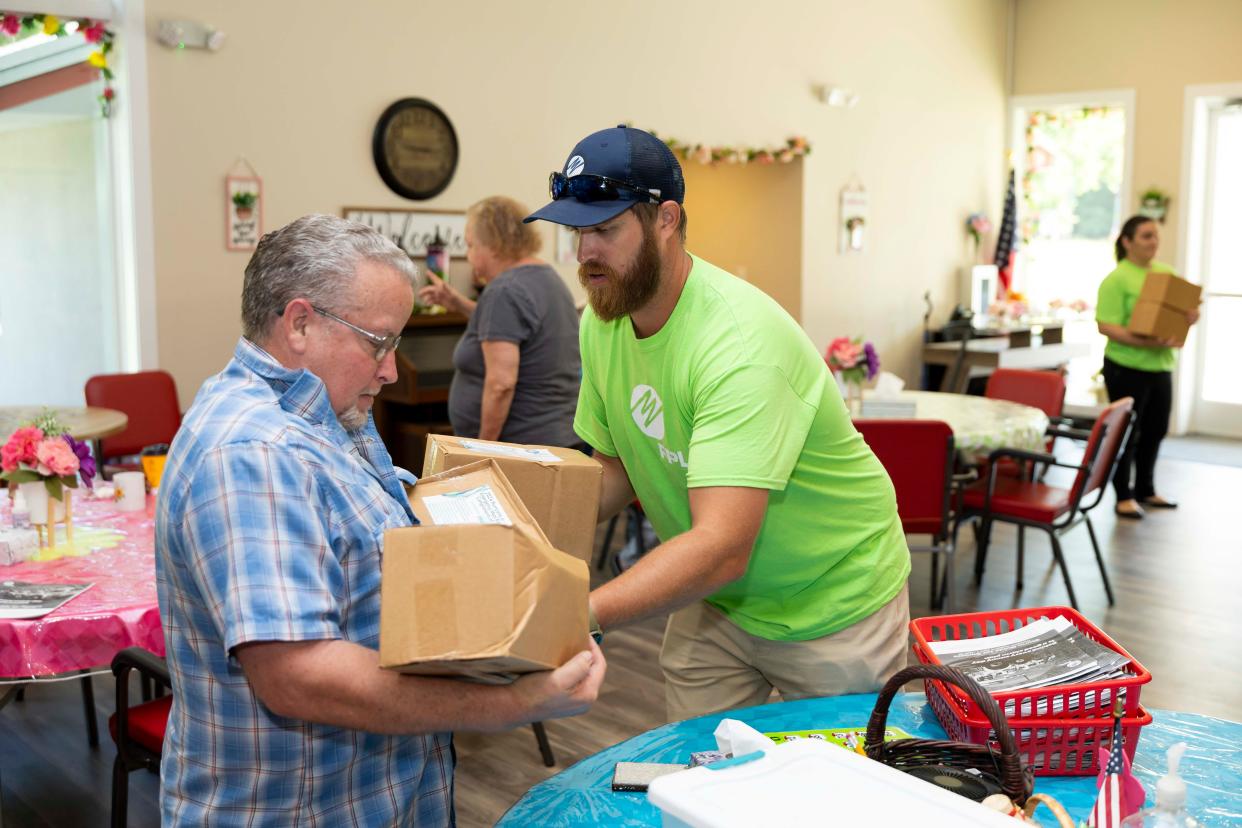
[1009,93,1133,408]
[1190,103,1242,437]
[0,36,120,406]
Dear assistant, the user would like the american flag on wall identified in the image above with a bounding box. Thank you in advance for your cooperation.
[994,168,1018,294]
[1088,694,1132,828]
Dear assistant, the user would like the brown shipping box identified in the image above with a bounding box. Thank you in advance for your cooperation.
[379,459,589,683]
[1137,271,1202,312]
[1128,300,1190,344]
[422,434,603,563]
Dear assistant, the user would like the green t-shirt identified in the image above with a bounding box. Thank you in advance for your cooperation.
[574,255,910,641]
[1096,259,1177,372]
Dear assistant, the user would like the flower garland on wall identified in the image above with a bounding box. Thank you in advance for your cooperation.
[652,131,811,166]
[1,11,116,116]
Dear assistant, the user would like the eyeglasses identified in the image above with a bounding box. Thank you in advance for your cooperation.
[548,171,661,204]
[312,306,402,361]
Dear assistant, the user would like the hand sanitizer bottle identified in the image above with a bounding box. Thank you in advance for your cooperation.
[1120,742,1203,827]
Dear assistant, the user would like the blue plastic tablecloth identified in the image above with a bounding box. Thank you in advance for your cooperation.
[497,693,1242,827]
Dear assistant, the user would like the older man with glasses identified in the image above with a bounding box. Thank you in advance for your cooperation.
[526,126,910,722]
[155,214,604,827]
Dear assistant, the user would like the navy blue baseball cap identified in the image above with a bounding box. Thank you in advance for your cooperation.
[524,125,685,228]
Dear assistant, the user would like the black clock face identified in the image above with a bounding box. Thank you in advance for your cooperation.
[372,98,459,200]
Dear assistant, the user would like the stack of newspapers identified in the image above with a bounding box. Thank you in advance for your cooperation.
[926,616,1131,716]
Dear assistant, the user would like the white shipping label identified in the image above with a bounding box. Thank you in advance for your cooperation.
[459,440,563,463]
[422,485,512,526]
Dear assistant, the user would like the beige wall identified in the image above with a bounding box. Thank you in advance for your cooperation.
[144,0,1008,401]
[682,160,803,319]
[1014,0,1242,266]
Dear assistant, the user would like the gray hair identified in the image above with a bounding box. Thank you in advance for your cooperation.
[241,213,418,341]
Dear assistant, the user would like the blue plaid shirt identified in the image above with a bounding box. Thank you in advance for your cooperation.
[156,339,453,827]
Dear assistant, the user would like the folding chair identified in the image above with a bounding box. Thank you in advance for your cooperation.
[855,419,958,611]
[957,397,1134,610]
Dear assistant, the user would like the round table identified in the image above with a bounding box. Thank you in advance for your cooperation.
[0,406,129,441]
[0,492,162,679]
[858,390,1049,458]
[499,693,1242,827]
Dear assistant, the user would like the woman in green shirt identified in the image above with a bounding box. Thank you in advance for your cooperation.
[1095,216,1200,519]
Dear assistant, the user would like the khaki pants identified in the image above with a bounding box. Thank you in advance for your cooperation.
[659,583,910,722]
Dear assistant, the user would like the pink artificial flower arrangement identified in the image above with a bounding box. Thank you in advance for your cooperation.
[825,336,880,386]
[966,213,993,245]
[1,420,95,501]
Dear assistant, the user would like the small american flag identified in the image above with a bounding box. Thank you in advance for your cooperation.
[1089,693,1130,828]
[994,168,1018,293]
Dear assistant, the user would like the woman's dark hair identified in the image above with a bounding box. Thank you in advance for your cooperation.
[1115,215,1155,262]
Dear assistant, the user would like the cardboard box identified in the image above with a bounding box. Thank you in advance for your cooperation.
[422,435,603,563]
[1138,271,1202,312]
[379,459,589,683]
[1128,300,1189,343]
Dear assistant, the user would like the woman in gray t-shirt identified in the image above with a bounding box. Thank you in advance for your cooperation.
[418,196,581,447]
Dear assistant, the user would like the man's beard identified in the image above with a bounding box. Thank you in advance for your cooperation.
[338,405,368,431]
[578,223,662,322]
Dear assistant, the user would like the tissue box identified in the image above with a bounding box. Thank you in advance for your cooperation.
[379,459,589,683]
[860,400,916,418]
[0,528,40,566]
[422,435,602,562]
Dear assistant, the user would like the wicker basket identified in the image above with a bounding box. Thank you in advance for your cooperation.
[865,664,1035,805]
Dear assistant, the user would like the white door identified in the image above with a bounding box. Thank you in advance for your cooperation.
[1189,103,1242,437]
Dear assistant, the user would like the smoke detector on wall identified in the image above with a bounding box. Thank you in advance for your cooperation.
[157,20,226,51]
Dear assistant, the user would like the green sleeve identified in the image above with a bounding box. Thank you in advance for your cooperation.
[686,364,818,491]
[1096,272,1126,326]
[572,327,616,456]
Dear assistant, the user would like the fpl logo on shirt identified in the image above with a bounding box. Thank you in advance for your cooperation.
[630,385,665,439]
[631,385,688,469]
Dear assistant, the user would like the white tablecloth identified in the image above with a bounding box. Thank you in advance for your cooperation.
[858,390,1049,458]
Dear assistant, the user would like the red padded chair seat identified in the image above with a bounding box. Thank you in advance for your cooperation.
[108,694,171,754]
[961,477,1072,523]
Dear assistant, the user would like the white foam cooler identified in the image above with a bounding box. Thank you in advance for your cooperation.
[647,739,1018,827]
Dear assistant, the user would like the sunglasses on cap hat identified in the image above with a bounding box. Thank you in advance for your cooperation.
[548,171,661,204]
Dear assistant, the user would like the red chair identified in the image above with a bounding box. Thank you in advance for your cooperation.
[984,368,1067,419]
[854,420,958,612]
[109,647,172,828]
[984,368,1067,477]
[84,370,182,474]
[958,397,1134,610]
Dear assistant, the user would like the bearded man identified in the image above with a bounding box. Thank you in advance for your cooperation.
[526,125,912,722]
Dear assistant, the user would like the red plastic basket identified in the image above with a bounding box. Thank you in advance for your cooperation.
[910,606,1151,722]
[924,674,1153,776]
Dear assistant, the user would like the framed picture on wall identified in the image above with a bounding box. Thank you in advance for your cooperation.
[226,175,263,251]
[342,207,467,259]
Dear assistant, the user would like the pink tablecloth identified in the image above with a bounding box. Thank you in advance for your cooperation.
[0,493,163,677]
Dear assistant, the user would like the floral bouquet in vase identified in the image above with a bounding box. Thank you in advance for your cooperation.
[2,414,96,546]
[825,336,880,413]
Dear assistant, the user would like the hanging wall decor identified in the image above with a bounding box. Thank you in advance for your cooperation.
[840,180,868,253]
[652,131,811,166]
[225,159,263,251]
[342,207,467,259]
[0,12,116,115]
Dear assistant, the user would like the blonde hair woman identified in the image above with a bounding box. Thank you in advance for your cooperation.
[419,196,582,447]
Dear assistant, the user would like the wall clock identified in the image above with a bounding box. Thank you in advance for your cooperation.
[372,98,459,200]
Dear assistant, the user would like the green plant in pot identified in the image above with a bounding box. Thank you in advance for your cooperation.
[1139,187,1169,222]
[232,190,258,220]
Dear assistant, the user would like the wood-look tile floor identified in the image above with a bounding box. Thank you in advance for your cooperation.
[1,449,1238,827]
